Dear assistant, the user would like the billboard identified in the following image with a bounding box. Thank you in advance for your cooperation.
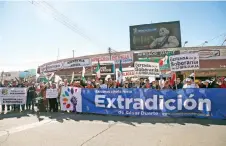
[180,47,226,60]
[130,21,181,50]
[63,58,91,69]
[111,53,133,64]
[92,61,115,75]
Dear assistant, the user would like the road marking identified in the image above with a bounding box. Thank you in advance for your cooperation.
[0,119,57,137]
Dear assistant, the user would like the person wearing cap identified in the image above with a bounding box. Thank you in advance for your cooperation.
[203,80,211,88]
[220,78,226,88]
[183,78,198,89]
[143,79,151,88]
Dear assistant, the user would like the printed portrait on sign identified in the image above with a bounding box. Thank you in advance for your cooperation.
[2,89,8,95]
[149,27,179,49]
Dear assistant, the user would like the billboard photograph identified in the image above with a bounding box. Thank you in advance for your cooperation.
[130,21,181,50]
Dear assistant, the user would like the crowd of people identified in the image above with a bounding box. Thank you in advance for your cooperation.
[0,76,226,113]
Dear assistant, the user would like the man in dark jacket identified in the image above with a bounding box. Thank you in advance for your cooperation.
[13,80,23,112]
[173,78,183,89]
[26,82,36,111]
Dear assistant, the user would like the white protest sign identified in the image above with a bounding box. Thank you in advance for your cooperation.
[0,88,27,105]
[134,62,160,77]
[169,53,200,72]
[63,58,91,69]
[46,89,58,98]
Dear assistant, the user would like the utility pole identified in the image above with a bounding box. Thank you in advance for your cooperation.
[57,48,59,60]
[108,47,112,60]
[72,50,75,58]
[221,39,226,46]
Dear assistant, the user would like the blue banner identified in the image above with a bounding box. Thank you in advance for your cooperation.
[81,88,226,119]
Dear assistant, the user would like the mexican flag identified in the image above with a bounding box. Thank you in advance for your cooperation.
[159,55,169,66]
[117,60,123,83]
[82,66,86,81]
[95,60,101,79]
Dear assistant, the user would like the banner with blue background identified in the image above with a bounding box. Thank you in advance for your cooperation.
[81,88,226,119]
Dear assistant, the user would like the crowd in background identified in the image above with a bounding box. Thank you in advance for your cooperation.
[0,76,226,113]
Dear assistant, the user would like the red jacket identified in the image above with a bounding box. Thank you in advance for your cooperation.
[220,84,226,88]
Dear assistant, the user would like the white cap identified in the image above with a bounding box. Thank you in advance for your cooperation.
[186,78,191,82]
[224,78,226,81]
[205,80,210,83]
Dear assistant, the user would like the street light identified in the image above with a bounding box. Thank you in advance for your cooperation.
[183,41,188,47]
[202,41,208,47]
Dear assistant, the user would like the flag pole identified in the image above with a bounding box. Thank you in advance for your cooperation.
[193,70,196,82]
[175,72,178,90]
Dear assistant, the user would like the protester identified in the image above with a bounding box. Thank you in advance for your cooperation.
[86,81,94,88]
[107,79,114,88]
[49,83,58,112]
[173,78,183,89]
[203,80,211,88]
[133,80,140,88]
[162,80,172,89]
[21,81,29,111]
[123,81,129,88]
[152,80,161,90]
[100,79,107,89]
[140,78,145,88]
[40,83,47,112]
[12,80,20,112]
[220,78,226,88]
[143,79,151,88]
[26,82,36,111]
[96,83,101,89]
[183,78,198,89]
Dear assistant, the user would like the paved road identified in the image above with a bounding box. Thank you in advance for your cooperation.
[1,112,226,146]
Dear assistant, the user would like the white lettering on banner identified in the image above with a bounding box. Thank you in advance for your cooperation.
[0,88,27,105]
[64,59,91,69]
[46,62,63,72]
[134,62,161,77]
[46,89,58,98]
[169,53,200,72]
[94,94,211,112]
[111,53,133,64]
[91,56,110,62]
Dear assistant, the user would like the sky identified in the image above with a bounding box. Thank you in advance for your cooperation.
[0,1,226,72]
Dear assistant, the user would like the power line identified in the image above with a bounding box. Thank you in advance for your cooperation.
[29,1,91,41]
[198,32,226,46]
[29,1,105,49]
[40,1,91,41]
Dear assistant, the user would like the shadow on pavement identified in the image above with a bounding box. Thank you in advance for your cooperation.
[1,111,226,127]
